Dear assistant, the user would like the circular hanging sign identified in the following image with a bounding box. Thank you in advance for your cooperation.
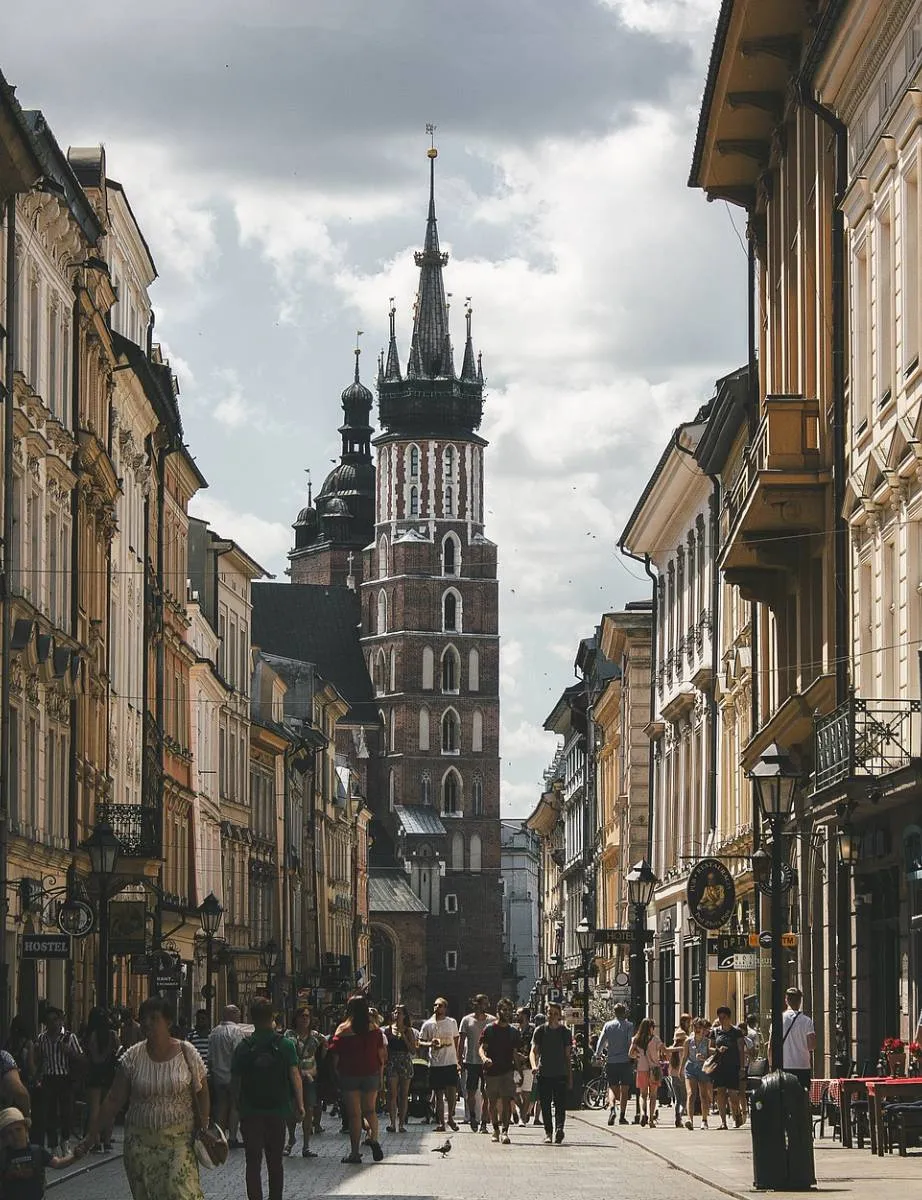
[686,858,736,930]
[756,862,796,896]
[614,971,630,987]
[57,899,95,939]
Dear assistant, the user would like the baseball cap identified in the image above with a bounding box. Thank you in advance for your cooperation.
[0,1108,29,1133]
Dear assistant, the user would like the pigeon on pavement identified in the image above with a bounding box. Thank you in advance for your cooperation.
[431,1138,452,1156]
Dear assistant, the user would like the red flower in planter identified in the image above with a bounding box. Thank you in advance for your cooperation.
[882,1037,905,1054]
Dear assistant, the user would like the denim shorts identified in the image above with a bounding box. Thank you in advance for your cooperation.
[339,1074,380,1093]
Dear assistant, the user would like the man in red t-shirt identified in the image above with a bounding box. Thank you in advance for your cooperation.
[479,999,522,1144]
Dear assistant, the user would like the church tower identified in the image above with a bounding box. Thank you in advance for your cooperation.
[362,145,502,1012]
[289,351,376,587]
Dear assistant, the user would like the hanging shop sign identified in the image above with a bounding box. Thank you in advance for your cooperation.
[22,934,70,959]
[57,899,94,939]
[109,901,148,954]
[686,858,736,930]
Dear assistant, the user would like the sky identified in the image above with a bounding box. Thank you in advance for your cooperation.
[3,0,748,818]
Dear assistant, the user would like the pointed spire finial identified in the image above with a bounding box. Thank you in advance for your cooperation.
[384,297,402,380]
[354,330,363,382]
[305,467,312,507]
[461,297,476,381]
[412,127,451,377]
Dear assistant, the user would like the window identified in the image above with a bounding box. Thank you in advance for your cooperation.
[855,237,871,428]
[375,650,387,695]
[48,303,59,417]
[441,646,459,692]
[469,832,482,872]
[443,590,458,631]
[27,715,38,830]
[443,445,456,516]
[388,769,397,811]
[409,485,419,517]
[468,649,479,691]
[389,647,396,692]
[445,893,458,913]
[377,590,387,634]
[409,445,420,478]
[472,709,483,752]
[418,707,430,751]
[472,776,484,816]
[441,709,459,753]
[878,207,893,403]
[445,950,458,971]
[442,770,460,814]
[422,646,434,690]
[9,708,19,821]
[442,534,458,576]
[389,708,396,751]
[378,535,388,579]
[28,278,40,387]
[451,832,463,871]
[420,771,431,806]
[906,167,920,371]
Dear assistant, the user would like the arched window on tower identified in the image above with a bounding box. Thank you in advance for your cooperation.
[441,646,460,693]
[468,648,480,691]
[377,590,387,634]
[472,709,483,753]
[409,445,420,479]
[442,533,459,576]
[389,709,396,751]
[409,485,419,517]
[418,707,430,752]
[443,589,461,633]
[472,776,484,816]
[451,831,464,871]
[469,832,482,872]
[443,445,456,517]
[375,651,387,696]
[420,771,431,806]
[388,769,397,811]
[389,648,397,692]
[442,770,461,816]
[441,709,459,753]
[422,646,435,690]
[378,535,388,579]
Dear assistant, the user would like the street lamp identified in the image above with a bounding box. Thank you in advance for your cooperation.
[833,810,859,1076]
[748,742,800,1073]
[82,822,120,1011]
[576,918,595,1075]
[261,938,279,999]
[626,858,658,1024]
[197,892,224,1021]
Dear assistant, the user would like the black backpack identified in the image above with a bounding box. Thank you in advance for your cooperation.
[236,1034,290,1110]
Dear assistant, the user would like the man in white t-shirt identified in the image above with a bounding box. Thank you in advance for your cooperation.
[768,987,816,1090]
[419,997,461,1132]
[458,995,495,1132]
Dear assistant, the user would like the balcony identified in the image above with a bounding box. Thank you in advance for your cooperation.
[813,695,922,795]
[95,802,162,859]
[720,395,830,596]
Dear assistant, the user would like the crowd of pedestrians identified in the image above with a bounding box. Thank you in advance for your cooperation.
[0,987,817,1200]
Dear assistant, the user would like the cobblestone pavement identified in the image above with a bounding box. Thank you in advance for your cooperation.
[54,1111,732,1200]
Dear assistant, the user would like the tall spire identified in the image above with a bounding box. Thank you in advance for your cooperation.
[410,133,451,378]
[384,297,401,380]
[460,297,476,381]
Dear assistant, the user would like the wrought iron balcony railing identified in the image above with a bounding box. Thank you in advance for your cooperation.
[813,694,922,793]
[95,802,162,858]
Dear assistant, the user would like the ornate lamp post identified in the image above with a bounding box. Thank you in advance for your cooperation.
[576,918,595,1075]
[626,859,657,1024]
[82,822,120,1011]
[197,892,224,1021]
[748,743,799,1073]
[833,811,859,1075]
[261,938,279,1000]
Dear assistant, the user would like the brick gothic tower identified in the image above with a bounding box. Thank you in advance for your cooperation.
[362,147,502,1012]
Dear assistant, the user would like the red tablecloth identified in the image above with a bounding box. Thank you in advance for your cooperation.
[810,1078,832,1105]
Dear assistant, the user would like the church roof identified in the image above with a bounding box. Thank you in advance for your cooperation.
[394,805,447,838]
[369,873,429,915]
[251,582,378,725]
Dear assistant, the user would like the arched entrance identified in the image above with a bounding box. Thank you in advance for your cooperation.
[370,926,396,1014]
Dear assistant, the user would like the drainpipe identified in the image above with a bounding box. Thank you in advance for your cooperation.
[0,197,17,1036]
[617,544,657,862]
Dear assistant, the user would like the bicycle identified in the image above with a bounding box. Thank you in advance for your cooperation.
[582,1071,608,1108]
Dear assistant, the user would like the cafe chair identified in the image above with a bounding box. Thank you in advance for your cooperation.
[881,1101,922,1157]
[813,1086,841,1141]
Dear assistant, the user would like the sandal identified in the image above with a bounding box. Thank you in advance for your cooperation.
[369,1139,384,1162]
[302,1149,317,1158]
[341,1153,362,1164]
[385,1124,397,1133]
[284,1141,294,1156]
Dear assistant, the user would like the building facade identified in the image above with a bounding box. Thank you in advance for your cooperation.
[500,820,540,1005]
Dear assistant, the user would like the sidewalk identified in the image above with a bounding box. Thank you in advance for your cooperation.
[572,1106,922,1199]
[48,1144,123,1190]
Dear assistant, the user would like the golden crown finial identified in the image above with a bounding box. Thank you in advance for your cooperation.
[426,122,438,158]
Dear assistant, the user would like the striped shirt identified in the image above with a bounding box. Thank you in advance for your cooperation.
[36,1029,81,1077]
[188,1030,211,1066]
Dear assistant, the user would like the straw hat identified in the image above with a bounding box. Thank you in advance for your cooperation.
[0,1108,30,1133]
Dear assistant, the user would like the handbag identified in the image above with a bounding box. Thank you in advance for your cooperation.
[649,1065,663,1084]
[702,1054,720,1075]
[181,1043,228,1169]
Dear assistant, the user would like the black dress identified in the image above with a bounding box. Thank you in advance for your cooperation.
[710,1026,743,1090]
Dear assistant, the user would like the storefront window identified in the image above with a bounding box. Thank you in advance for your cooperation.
[683,939,704,1019]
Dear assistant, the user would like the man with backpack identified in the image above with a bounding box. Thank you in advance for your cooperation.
[232,998,303,1200]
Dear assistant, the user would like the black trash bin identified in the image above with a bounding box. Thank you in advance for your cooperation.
[750,1070,816,1190]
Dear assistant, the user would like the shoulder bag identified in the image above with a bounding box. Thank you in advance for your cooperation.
[181,1043,228,1169]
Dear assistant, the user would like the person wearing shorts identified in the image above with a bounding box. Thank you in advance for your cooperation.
[479,999,522,1144]
[458,996,494,1132]
[419,999,461,1132]
[595,1004,634,1124]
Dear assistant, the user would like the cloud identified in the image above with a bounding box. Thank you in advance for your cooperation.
[188,495,290,572]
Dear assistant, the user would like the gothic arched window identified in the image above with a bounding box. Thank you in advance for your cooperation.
[409,444,420,478]
[470,832,482,871]
[441,709,459,753]
[442,533,459,576]
[441,646,460,692]
[442,770,461,815]
[418,707,430,752]
[472,776,484,816]
[377,590,387,634]
[443,589,461,633]
[468,648,479,691]
[422,646,435,690]
[410,485,419,517]
[472,709,483,752]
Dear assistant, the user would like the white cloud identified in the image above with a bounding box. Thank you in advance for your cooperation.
[188,494,290,571]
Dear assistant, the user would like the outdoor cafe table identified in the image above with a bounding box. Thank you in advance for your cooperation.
[866,1077,922,1155]
[837,1076,922,1151]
